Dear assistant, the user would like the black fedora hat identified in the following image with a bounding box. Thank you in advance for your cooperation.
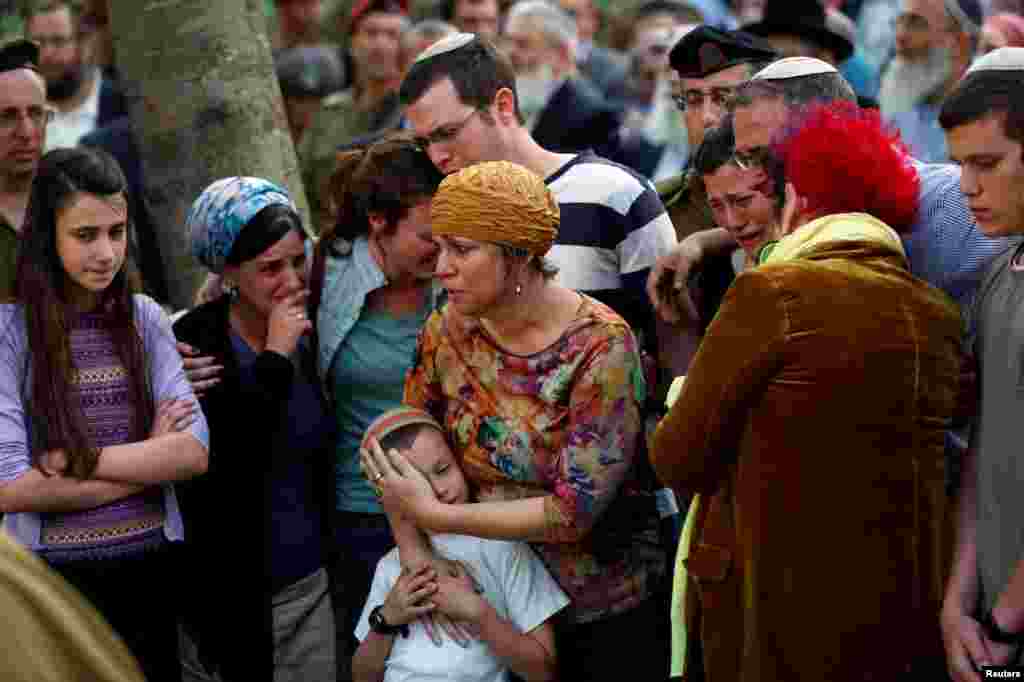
[743,0,853,63]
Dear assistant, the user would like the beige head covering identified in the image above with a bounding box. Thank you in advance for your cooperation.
[431,161,559,255]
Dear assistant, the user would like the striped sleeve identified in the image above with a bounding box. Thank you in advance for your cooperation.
[548,155,675,294]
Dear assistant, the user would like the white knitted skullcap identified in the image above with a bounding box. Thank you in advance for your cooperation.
[967,47,1024,75]
[414,32,475,64]
[751,56,838,81]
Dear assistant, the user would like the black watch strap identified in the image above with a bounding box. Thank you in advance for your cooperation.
[981,610,1024,645]
[369,605,409,638]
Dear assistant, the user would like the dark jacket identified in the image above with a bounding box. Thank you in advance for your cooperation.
[97,77,128,129]
[531,76,624,161]
[579,45,630,106]
[615,132,666,180]
[172,296,335,681]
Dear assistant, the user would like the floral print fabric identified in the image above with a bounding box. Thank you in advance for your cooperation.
[404,296,664,624]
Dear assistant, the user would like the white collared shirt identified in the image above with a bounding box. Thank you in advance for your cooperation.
[44,69,102,152]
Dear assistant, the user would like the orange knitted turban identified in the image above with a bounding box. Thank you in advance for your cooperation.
[430,161,559,256]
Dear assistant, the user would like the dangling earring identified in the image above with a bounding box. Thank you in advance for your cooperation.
[223,279,240,303]
[515,283,523,296]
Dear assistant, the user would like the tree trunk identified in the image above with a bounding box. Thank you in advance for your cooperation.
[110,0,309,310]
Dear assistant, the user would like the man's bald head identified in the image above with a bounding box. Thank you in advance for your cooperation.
[0,64,48,187]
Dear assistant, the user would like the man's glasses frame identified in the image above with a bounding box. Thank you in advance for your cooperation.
[672,87,737,113]
[414,109,482,150]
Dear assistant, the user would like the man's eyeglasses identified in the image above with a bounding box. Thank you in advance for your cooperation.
[672,87,736,112]
[733,146,773,171]
[0,107,56,133]
[414,109,481,150]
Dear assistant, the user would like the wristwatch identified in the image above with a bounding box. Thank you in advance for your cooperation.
[981,610,1024,645]
[369,605,409,638]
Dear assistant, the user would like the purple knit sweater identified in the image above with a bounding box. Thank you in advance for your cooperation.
[39,311,165,563]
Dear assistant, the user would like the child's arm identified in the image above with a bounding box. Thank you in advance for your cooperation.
[352,565,438,682]
[352,632,395,682]
[433,564,558,681]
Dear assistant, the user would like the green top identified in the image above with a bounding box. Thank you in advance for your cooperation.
[656,170,714,242]
[330,304,430,514]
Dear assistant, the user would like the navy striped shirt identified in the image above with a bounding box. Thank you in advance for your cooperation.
[544,152,675,328]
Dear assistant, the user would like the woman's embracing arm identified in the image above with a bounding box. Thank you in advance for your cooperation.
[140,295,210,459]
[529,325,645,544]
[370,323,645,544]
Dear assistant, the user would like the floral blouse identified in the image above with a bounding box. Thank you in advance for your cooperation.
[404,296,664,624]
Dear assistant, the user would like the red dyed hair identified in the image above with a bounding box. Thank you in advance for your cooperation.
[773,101,920,232]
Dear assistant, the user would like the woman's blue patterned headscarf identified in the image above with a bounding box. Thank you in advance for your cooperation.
[187,177,297,274]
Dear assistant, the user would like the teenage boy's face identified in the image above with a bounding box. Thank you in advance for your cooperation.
[406,428,470,505]
[947,111,1024,237]
[704,162,779,259]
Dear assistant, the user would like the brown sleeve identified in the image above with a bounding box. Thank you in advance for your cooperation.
[651,268,790,496]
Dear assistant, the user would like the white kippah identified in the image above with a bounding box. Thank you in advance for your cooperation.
[414,32,476,64]
[967,47,1024,74]
[751,56,838,81]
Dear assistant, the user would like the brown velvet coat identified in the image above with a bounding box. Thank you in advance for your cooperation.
[652,240,962,682]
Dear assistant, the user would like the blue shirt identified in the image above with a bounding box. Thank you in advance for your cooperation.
[902,161,1016,334]
[891,104,948,164]
[839,50,880,102]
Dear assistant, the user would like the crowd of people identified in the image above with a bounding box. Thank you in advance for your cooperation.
[1,0,1024,681]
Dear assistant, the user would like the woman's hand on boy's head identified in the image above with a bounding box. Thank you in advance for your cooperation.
[361,436,440,524]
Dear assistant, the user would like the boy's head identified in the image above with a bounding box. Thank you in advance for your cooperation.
[363,407,470,505]
[692,116,781,259]
[940,46,1024,237]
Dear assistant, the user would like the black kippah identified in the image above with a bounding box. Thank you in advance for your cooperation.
[0,39,39,74]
